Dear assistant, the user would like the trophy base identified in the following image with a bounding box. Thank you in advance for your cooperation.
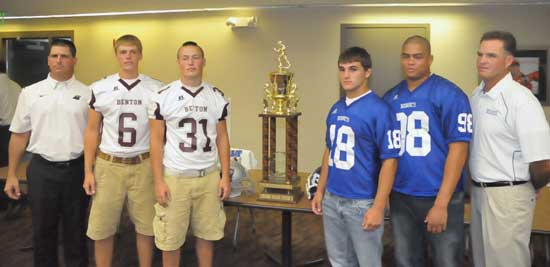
[258,178,303,203]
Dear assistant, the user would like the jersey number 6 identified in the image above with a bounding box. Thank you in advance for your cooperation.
[118,113,137,147]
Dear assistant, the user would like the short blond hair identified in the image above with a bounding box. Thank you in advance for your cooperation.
[114,34,142,53]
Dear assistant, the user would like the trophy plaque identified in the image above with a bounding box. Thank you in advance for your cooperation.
[258,41,303,203]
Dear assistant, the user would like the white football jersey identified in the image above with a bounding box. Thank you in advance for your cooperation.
[149,80,229,171]
[90,74,163,157]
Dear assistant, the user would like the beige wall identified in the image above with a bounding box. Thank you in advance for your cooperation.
[1,5,549,172]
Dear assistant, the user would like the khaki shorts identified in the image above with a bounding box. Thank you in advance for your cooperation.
[154,169,226,251]
[87,157,155,240]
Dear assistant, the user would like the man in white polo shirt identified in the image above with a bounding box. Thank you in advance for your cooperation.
[0,59,21,166]
[83,34,162,267]
[4,39,90,267]
[149,41,231,267]
[470,30,550,267]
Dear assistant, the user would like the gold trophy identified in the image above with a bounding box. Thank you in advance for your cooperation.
[263,41,299,115]
[258,41,303,203]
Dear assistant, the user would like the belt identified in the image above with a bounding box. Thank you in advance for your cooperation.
[471,180,528,188]
[164,165,218,178]
[97,150,149,165]
[34,154,83,168]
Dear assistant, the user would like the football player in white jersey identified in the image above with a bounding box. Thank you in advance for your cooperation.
[149,41,230,267]
[83,34,162,267]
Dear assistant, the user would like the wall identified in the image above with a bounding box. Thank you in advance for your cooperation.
[1,5,549,172]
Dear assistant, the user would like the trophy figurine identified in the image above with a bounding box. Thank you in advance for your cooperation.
[262,41,300,115]
[258,41,303,203]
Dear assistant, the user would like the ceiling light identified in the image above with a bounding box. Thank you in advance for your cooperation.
[226,16,257,28]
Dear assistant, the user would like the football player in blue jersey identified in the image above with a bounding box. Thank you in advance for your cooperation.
[311,46,399,267]
[383,35,472,267]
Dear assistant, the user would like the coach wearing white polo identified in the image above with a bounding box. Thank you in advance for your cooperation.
[4,39,90,267]
[470,31,550,267]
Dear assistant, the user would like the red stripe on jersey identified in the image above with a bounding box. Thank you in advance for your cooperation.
[213,87,225,96]
[181,86,204,98]
[118,79,142,91]
[154,103,164,120]
[89,91,97,110]
[219,103,229,121]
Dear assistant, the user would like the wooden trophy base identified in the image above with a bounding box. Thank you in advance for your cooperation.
[258,177,303,203]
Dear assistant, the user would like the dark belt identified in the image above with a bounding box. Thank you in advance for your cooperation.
[97,150,149,165]
[471,180,528,188]
[34,154,84,168]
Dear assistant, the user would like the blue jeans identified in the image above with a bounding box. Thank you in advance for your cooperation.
[390,191,464,267]
[322,191,383,267]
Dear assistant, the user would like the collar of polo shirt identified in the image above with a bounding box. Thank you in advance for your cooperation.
[46,73,77,89]
[479,73,512,99]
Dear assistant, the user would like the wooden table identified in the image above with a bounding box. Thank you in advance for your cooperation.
[0,161,30,222]
[224,170,322,267]
[0,161,29,182]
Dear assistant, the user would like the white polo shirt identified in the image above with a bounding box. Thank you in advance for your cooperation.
[0,73,22,126]
[10,74,90,162]
[470,73,550,183]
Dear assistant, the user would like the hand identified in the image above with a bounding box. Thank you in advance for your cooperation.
[83,172,96,196]
[362,206,384,231]
[535,189,542,199]
[425,205,448,234]
[218,176,231,200]
[4,176,21,200]
[155,180,171,207]
[311,193,323,215]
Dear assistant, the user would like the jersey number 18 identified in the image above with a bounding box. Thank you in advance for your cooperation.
[328,124,355,170]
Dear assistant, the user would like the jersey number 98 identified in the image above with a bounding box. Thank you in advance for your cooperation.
[390,111,431,157]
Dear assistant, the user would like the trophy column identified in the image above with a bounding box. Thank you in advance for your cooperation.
[258,113,303,203]
[285,115,298,181]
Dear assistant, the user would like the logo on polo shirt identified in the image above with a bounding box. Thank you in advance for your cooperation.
[39,94,46,98]
[486,109,499,116]
[73,95,81,100]
[331,108,338,114]
[178,95,185,101]
[113,86,119,91]
[393,94,398,100]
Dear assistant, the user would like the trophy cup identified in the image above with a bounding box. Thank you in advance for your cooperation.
[258,41,303,203]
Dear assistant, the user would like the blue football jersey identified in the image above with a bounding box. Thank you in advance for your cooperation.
[325,92,400,199]
[383,74,472,197]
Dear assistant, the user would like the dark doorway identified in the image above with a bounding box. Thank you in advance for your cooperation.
[4,38,49,87]
[3,36,72,87]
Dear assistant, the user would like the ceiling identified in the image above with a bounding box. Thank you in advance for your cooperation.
[1,0,549,17]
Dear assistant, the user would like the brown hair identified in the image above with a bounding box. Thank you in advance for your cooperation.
[114,34,142,53]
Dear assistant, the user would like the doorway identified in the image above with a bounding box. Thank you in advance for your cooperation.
[341,24,429,96]
[0,31,73,87]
